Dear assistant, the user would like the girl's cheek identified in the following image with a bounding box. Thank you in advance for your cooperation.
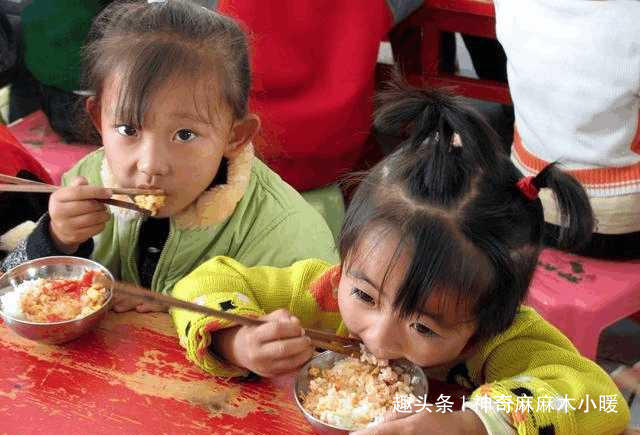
[105,144,135,174]
[407,346,439,367]
[408,339,467,368]
[104,136,131,159]
[337,296,363,335]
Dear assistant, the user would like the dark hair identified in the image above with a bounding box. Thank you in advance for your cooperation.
[80,0,250,143]
[339,73,594,340]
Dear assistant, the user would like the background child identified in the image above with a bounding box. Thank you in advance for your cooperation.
[172,75,629,434]
[217,0,422,237]
[494,0,640,259]
[1,0,337,312]
[0,125,51,251]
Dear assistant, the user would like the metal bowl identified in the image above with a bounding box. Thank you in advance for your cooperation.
[294,351,428,434]
[0,256,114,344]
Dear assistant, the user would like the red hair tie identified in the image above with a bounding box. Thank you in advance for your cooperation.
[516,176,539,200]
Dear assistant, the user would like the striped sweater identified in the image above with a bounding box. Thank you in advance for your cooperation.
[495,0,640,234]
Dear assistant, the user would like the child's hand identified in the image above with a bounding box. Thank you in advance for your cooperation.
[350,409,486,435]
[612,361,640,395]
[112,293,168,313]
[49,176,112,254]
[214,309,314,378]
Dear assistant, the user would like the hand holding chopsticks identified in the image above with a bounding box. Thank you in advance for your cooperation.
[0,183,152,215]
[0,173,163,214]
[49,177,127,253]
[0,173,162,253]
[113,280,362,358]
[0,173,163,197]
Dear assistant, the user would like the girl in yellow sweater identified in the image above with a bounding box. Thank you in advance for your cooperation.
[172,75,630,434]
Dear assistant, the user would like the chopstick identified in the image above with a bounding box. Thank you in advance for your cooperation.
[113,281,362,355]
[0,173,46,185]
[0,182,151,216]
[0,183,164,196]
[0,174,159,215]
[101,198,151,216]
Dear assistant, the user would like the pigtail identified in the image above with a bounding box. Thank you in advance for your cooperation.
[374,70,505,204]
[375,70,503,162]
[533,164,594,250]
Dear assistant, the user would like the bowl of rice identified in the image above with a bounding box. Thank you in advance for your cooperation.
[0,256,114,344]
[294,348,428,434]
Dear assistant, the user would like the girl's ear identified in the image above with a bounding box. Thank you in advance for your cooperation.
[85,96,102,134]
[225,114,260,155]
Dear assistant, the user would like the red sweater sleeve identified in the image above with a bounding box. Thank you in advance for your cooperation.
[0,125,53,183]
[218,0,393,191]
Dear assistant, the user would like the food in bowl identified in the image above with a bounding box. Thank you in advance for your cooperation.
[110,194,166,216]
[0,270,109,323]
[299,346,419,430]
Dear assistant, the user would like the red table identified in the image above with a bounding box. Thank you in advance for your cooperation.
[0,312,467,434]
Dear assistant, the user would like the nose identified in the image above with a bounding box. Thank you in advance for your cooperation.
[136,137,170,179]
[360,315,403,360]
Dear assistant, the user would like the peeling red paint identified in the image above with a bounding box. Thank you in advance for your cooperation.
[0,312,314,435]
[0,312,463,434]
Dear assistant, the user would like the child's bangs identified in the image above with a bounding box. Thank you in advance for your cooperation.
[392,215,494,326]
[102,37,221,128]
[340,199,494,327]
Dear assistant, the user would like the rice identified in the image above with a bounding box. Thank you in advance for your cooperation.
[0,281,30,319]
[301,347,419,429]
[109,194,166,217]
[133,195,166,216]
[0,271,108,323]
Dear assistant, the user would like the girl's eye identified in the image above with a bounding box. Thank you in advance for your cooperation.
[116,125,138,137]
[174,129,197,142]
[350,288,375,305]
[410,322,438,338]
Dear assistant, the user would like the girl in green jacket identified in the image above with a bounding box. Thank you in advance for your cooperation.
[1,1,337,310]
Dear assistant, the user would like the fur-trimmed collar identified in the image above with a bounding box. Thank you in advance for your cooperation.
[100,144,254,229]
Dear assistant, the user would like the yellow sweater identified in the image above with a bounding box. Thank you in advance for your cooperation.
[171,256,630,435]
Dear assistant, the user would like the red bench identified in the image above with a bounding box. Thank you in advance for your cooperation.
[527,249,640,360]
[392,0,511,104]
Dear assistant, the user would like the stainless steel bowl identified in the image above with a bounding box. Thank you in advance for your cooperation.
[294,351,428,434]
[0,256,114,344]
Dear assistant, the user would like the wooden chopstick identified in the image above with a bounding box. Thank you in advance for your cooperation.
[0,173,46,185]
[0,183,151,216]
[101,198,151,216]
[0,183,164,196]
[0,175,154,215]
[113,281,362,354]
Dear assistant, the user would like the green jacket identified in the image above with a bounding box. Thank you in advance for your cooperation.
[62,149,338,293]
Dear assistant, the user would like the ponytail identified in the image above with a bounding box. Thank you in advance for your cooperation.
[532,164,594,250]
[373,70,504,203]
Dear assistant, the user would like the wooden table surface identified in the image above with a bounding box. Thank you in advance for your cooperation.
[0,312,466,434]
